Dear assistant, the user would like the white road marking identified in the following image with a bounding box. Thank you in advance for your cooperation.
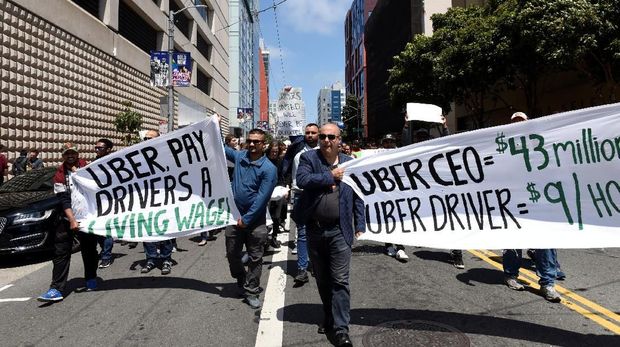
[255,219,290,347]
[0,298,30,303]
[0,284,31,302]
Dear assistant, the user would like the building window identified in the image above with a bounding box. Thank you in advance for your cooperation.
[170,0,191,39]
[196,33,212,61]
[118,0,158,54]
[197,69,212,96]
[71,0,99,19]
[194,0,208,21]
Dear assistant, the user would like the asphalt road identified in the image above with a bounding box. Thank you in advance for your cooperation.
[1,227,619,347]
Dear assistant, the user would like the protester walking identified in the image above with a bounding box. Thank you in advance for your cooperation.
[216,116,277,309]
[38,143,92,302]
[93,139,115,269]
[140,130,175,275]
[296,123,365,347]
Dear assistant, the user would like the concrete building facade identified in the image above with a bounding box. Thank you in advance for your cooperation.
[0,0,229,165]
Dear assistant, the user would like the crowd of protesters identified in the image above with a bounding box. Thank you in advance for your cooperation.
[0,111,567,347]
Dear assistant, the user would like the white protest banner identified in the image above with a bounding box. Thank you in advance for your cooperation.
[342,103,620,249]
[276,87,305,137]
[406,103,443,123]
[70,118,240,241]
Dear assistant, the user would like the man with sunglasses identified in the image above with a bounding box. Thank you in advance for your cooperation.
[290,123,319,285]
[296,123,365,347]
[222,127,277,309]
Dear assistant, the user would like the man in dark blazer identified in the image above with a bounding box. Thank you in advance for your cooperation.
[296,123,365,347]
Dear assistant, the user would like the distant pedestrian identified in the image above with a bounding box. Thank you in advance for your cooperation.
[11,150,28,176]
[28,149,44,171]
[93,139,115,269]
[296,123,365,346]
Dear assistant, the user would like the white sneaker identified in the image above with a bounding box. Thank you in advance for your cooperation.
[291,246,297,255]
[395,249,409,262]
[386,245,397,257]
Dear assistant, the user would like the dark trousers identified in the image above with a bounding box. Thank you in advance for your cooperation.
[268,198,287,234]
[77,232,99,281]
[225,224,268,297]
[143,240,173,263]
[50,223,73,292]
[307,225,352,335]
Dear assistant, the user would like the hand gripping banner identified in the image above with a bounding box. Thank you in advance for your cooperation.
[71,118,240,241]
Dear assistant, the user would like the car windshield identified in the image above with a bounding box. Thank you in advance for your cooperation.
[0,167,57,193]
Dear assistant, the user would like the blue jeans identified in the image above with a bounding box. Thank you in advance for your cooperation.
[307,224,352,335]
[503,249,556,286]
[98,236,114,261]
[293,193,308,271]
[143,240,173,263]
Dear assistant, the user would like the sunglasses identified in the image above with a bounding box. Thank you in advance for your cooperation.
[143,137,152,141]
[318,134,338,141]
[94,146,107,151]
[246,139,264,145]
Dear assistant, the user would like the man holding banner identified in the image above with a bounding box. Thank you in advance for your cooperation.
[296,123,365,346]
[221,125,277,309]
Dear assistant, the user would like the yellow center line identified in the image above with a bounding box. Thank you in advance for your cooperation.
[468,249,620,335]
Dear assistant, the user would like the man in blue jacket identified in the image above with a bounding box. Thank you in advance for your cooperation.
[296,123,365,347]
[224,127,277,309]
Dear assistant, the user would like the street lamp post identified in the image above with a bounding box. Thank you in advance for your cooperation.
[167,4,209,133]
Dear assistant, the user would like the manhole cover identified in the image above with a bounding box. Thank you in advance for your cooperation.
[363,320,470,347]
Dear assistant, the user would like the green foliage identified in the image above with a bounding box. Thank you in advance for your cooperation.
[114,101,143,145]
[388,0,620,124]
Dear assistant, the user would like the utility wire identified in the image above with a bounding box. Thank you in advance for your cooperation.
[214,0,291,34]
[272,0,287,87]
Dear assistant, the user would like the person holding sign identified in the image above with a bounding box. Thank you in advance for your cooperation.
[296,123,365,347]
[140,130,175,276]
[219,123,277,310]
[38,143,91,302]
[502,112,562,303]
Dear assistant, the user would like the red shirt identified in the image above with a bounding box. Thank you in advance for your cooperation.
[0,153,8,173]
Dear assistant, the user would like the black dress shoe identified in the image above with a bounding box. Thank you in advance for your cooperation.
[334,333,352,347]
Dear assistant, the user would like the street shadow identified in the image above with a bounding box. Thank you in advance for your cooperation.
[64,276,241,299]
[351,244,385,256]
[280,304,620,347]
[456,267,505,286]
[412,250,454,265]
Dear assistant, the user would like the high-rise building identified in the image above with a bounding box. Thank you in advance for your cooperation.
[364,0,451,139]
[344,0,377,138]
[228,0,259,136]
[1,0,229,165]
[317,82,345,126]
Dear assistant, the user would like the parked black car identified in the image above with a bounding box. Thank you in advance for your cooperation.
[0,167,79,255]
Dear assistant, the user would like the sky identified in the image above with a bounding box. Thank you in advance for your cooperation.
[256,0,352,124]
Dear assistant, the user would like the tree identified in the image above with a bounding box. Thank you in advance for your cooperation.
[431,5,511,127]
[342,94,360,140]
[579,0,620,102]
[114,101,143,146]
[496,0,599,116]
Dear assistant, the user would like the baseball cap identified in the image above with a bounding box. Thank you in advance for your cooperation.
[510,112,528,121]
[61,142,79,154]
[382,134,396,142]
